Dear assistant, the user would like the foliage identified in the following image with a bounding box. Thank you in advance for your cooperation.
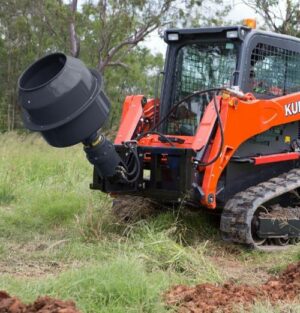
[77,0,176,72]
[103,47,164,128]
[0,0,69,130]
[177,0,232,28]
[244,0,300,37]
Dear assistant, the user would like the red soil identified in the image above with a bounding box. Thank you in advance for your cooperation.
[0,291,81,313]
[165,261,300,312]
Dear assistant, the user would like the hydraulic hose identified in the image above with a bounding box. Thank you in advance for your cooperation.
[137,88,226,166]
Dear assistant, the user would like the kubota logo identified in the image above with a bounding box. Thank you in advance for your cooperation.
[285,101,300,116]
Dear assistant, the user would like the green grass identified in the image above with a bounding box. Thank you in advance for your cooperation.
[0,132,299,313]
[0,258,172,313]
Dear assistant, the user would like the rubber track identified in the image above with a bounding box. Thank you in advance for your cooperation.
[220,168,300,250]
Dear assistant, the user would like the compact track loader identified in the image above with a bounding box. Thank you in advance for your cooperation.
[18,21,300,250]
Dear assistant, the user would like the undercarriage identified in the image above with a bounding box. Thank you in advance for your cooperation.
[221,168,300,250]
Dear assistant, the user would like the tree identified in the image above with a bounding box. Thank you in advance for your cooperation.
[70,0,229,126]
[68,0,230,72]
[103,47,164,128]
[244,0,300,37]
[0,0,69,130]
[177,0,232,28]
[70,0,178,73]
[69,0,80,57]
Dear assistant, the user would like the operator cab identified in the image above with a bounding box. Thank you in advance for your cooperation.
[161,25,300,136]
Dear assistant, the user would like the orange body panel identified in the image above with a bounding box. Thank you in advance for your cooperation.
[138,135,194,149]
[202,92,300,208]
[192,100,218,151]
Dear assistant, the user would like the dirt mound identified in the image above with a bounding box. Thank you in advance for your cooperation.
[0,291,81,313]
[111,195,161,222]
[165,261,300,312]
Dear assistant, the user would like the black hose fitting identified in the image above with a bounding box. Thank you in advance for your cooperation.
[84,135,122,178]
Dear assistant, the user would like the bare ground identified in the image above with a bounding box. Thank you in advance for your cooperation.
[208,256,271,285]
[0,241,75,278]
[0,291,81,313]
[165,261,300,313]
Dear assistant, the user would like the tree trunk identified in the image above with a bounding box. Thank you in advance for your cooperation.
[69,0,80,57]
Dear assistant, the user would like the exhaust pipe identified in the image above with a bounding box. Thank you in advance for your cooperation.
[18,53,124,179]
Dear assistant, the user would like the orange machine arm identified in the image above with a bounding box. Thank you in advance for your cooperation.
[201,92,300,208]
[115,95,144,144]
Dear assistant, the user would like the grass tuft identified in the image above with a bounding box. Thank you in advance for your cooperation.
[0,258,171,313]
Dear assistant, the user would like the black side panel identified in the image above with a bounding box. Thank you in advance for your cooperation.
[234,122,298,158]
[217,160,300,206]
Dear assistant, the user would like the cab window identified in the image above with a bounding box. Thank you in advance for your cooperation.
[250,43,300,97]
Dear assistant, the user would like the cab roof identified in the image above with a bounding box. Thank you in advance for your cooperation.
[164,26,251,43]
[164,25,300,45]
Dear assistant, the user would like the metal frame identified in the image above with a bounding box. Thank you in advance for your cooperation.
[92,145,196,203]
